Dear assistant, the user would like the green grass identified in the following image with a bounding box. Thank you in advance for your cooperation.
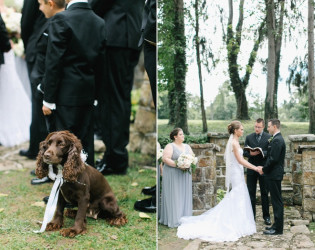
[0,153,156,249]
[158,119,310,143]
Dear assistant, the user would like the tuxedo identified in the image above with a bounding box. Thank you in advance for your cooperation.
[139,0,156,107]
[21,0,47,156]
[244,131,271,219]
[90,0,144,172]
[43,2,106,166]
[0,14,10,65]
[262,132,286,233]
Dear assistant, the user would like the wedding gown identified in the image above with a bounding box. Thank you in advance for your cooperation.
[177,147,256,242]
[0,50,31,146]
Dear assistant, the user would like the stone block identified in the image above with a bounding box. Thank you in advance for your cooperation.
[302,151,315,171]
[205,166,216,181]
[139,82,154,108]
[303,172,315,186]
[193,197,204,210]
[134,107,156,134]
[303,199,315,212]
[294,154,302,161]
[128,132,142,152]
[140,133,156,155]
[290,219,309,226]
[292,234,315,248]
[292,172,302,184]
[303,185,315,199]
[290,224,310,234]
[196,183,212,196]
[292,162,297,172]
[288,134,315,142]
[198,157,215,167]
[192,168,202,182]
[216,176,225,189]
[216,153,225,166]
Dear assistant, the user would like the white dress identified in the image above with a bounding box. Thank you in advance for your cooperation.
[0,50,31,146]
[177,148,256,242]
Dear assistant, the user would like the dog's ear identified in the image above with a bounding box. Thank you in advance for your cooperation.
[63,134,85,182]
[35,140,49,179]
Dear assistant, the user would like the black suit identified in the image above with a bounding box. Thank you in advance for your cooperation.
[21,0,47,156]
[244,132,271,220]
[139,0,156,107]
[43,3,106,166]
[0,14,11,65]
[90,0,144,172]
[262,132,286,233]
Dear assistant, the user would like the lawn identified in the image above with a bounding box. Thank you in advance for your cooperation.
[0,152,156,249]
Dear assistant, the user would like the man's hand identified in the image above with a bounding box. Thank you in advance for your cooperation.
[42,105,52,116]
[257,166,264,175]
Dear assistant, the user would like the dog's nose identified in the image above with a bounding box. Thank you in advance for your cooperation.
[44,150,53,159]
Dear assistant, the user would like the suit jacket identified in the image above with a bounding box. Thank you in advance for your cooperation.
[138,0,156,46]
[89,0,144,50]
[243,131,271,175]
[43,3,106,106]
[262,132,286,181]
[21,0,46,63]
[0,14,11,65]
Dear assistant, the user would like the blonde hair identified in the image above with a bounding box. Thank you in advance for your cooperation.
[227,121,242,135]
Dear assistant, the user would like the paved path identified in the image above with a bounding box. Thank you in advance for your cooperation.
[159,206,315,250]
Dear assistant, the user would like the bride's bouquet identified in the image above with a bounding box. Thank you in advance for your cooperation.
[175,153,198,174]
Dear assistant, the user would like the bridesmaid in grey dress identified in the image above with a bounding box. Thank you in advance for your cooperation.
[159,128,193,228]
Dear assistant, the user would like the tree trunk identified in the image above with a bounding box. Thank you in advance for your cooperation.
[168,82,176,125]
[195,0,207,132]
[264,0,277,127]
[308,0,315,133]
[174,0,189,134]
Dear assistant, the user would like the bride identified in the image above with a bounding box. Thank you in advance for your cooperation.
[0,2,31,147]
[177,121,258,242]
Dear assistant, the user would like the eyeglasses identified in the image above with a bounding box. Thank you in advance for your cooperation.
[255,126,263,129]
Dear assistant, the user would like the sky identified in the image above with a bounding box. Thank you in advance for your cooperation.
[184,0,307,106]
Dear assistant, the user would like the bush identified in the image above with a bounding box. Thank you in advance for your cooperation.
[158,134,208,148]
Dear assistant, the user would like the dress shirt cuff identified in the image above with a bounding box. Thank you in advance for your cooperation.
[94,100,98,106]
[43,100,56,110]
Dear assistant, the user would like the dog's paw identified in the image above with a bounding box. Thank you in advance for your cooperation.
[107,214,128,227]
[46,222,63,231]
[60,227,86,238]
[65,209,77,219]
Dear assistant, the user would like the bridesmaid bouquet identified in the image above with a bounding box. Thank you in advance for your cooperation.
[157,148,163,164]
[175,153,198,174]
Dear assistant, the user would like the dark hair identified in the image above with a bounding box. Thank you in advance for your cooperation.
[269,119,281,129]
[256,118,264,125]
[227,121,242,135]
[170,128,183,141]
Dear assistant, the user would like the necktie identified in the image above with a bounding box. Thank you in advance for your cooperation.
[256,134,261,142]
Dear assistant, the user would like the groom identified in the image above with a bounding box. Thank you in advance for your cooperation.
[258,119,286,235]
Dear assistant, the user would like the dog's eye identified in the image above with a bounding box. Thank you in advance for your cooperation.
[57,141,65,147]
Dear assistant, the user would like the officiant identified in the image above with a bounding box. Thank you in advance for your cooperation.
[243,118,271,225]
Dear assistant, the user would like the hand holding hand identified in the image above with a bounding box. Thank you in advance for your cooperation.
[250,151,260,156]
[42,105,52,116]
[257,166,264,175]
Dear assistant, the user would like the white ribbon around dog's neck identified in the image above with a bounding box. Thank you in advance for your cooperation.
[34,164,63,233]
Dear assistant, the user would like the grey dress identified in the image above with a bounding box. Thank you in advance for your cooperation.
[159,143,193,228]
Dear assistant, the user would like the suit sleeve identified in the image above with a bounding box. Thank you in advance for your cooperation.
[43,15,68,104]
[243,135,250,158]
[263,139,282,174]
[21,0,40,48]
[89,0,115,17]
[0,15,11,52]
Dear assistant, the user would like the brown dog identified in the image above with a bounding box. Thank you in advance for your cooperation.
[36,130,127,237]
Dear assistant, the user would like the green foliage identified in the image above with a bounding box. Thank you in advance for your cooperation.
[158,134,208,149]
[130,89,141,122]
[216,189,227,203]
[287,56,308,95]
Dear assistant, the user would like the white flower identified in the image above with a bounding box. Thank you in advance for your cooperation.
[2,8,22,34]
[12,39,24,57]
[157,149,163,160]
[176,153,196,171]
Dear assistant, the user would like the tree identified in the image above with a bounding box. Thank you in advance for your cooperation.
[194,0,208,132]
[173,0,189,134]
[225,0,266,120]
[264,0,285,126]
[308,0,315,133]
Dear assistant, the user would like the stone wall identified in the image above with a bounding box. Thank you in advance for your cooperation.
[190,143,220,215]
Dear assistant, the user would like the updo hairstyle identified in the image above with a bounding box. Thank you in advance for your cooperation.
[170,128,183,141]
[227,121,242,135]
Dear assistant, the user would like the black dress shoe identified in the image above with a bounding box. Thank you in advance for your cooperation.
[263,229,283,235]
[30,169,36,176]
[134,197,156,213]
[141,186,156,196]
[264,217,271,225]
[265,226,274,230]
[43,196,75,208]
[19,149,37,160]
[31,177,52,185]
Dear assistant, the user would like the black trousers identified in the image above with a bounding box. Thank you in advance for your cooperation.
[247,172,270,220]
[144,41,156,108]
[55,105,94,167]
[100,47,141,172]
[266,179,283,232]
[27,62,48,155]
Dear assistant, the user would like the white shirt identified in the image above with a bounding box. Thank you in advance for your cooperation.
[67,0,88,9]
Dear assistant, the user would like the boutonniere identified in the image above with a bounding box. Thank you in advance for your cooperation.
[268,136,274,143]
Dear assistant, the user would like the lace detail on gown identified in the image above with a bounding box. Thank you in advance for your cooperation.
[0,51,31,146]
[177,148,256,242]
